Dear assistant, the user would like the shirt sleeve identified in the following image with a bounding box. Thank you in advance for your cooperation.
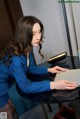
[9,56,50,94]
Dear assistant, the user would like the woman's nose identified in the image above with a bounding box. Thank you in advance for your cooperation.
[36,33,40,40]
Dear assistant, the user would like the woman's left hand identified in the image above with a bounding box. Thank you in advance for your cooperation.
[48,66,68,74]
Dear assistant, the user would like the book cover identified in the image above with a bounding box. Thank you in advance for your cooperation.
[48,52,67,64]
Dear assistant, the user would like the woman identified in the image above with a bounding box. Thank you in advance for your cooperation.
[0,16,78,118]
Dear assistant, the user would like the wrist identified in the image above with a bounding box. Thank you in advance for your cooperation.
[48,68,51,73]
[50,82,55,90]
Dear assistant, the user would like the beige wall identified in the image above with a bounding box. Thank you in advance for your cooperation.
[20,0,76,64]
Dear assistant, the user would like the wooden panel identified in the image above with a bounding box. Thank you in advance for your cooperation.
[0,0,14,51]
[4,0,23,33]
[0,0,23,51]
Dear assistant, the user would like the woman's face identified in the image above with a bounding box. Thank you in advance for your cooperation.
[31,23,41,47]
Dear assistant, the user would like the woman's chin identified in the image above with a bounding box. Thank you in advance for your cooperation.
[33,44,39,47]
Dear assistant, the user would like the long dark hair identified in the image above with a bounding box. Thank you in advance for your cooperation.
[0,16,44,64]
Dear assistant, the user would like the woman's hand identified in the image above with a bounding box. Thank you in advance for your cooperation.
[50,80,79,90]
[48,66,68,74]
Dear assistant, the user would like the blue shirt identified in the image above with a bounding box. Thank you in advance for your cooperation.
[0,52,50,96]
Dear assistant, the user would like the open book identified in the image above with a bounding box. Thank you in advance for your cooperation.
[55,69,80,85]
[48,52,67,64]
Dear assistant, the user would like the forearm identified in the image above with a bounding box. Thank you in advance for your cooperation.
[29,65,49,75]
[19,80,50,94]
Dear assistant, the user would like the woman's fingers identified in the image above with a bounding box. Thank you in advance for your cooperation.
[65,80,79,89]
[65,86,77,90]
[57,67,68,72]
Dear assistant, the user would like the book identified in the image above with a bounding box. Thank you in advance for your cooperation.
[48,52,67,64]
[55,69,80,85]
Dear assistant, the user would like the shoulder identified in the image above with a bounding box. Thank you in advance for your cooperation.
[12,55,21,61]
[11,55,26,65]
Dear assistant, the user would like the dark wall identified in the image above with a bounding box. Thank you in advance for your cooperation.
[0,0,23,51]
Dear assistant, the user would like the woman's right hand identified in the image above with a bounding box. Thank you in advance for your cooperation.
[50,80,79,90]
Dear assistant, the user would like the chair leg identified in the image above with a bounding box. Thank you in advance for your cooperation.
[41,103,49,119]
[46,103,52,112]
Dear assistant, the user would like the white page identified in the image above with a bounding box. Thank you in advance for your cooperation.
[55,69,80,84]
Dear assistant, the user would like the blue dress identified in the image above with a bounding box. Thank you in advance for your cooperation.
[0,51,50,108]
